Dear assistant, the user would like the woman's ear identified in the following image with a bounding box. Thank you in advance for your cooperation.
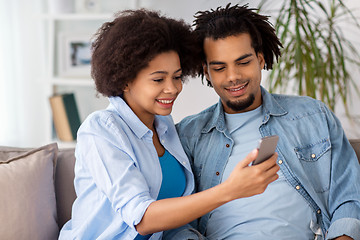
[123,84,129,92]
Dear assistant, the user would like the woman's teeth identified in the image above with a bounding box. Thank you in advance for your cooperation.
[157,99,174,104]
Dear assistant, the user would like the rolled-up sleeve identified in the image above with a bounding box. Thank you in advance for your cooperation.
[76,115,156,229]
[326,218,360,240]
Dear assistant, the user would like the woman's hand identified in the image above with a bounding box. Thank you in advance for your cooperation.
[136,148,279,235]
[222,149,280,201]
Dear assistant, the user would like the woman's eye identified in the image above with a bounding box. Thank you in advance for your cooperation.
[153,79,163,82]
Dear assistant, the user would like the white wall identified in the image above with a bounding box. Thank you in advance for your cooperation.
[143,0,360,139]
[1,0,360,147]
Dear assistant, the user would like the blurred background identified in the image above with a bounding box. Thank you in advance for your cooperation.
[1,0,360,147]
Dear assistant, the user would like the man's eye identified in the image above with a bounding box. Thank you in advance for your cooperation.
[174,75,183,81]
[238,61,250,65]
[153,79,163,82]
[213,67,225,72]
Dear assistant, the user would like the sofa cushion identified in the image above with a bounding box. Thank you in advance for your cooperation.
[0,143,59,240]
[55,148,76,229]
[349,139,360,163]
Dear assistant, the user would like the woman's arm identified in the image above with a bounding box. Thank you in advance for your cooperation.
[136,149,279,235]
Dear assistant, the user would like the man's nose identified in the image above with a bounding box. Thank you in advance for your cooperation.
[227,65,241,82]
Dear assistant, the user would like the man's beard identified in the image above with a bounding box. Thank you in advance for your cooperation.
[225,93,255,112]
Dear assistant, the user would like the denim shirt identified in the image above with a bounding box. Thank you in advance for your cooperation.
[176,87,360,240]
[59,96,200,240]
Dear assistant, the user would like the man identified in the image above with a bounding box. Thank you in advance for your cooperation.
[176,4,360,240]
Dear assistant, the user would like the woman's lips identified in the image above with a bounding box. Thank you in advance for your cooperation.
[156,98,175,108]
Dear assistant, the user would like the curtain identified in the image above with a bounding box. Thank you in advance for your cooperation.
[0,0,47,147]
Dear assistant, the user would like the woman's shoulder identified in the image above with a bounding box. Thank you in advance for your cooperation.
[79,109,128,136]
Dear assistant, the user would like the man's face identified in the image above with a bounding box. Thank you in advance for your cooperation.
[203,33,265,114]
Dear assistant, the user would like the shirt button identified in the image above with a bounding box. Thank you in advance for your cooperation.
[311,153,316,159]
[295,185,301,190]
[317,209,321,214]
[161,140,165,144]
[216,171,220,176]
[278,160,283,165]
[226,144,230,148]
[182,161,186,165]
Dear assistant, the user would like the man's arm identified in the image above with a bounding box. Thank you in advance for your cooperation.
[162,223,207,240]
[324,105,360,240]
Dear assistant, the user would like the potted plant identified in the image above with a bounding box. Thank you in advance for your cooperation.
[258,0,360,115]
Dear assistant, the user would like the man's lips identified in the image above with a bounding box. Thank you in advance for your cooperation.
[225,81,249,96]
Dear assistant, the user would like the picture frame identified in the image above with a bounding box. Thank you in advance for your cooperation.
[58,33,92,77]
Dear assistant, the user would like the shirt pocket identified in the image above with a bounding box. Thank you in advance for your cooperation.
[294,138,331,193]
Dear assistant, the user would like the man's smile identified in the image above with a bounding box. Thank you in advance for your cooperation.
[225,81,249,96]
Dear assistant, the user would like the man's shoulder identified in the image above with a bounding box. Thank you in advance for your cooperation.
[271,93,326,114]
[176,103,218,135]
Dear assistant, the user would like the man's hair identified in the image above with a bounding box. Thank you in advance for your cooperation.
[193,4,282,85]
[91,9,200,97]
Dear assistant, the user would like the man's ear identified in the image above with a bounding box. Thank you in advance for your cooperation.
[258,52,265,69]
[203,63,210,82]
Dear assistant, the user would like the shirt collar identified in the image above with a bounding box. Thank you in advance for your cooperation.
[108,96,151,139]
[260,86,288,117]
[108,96,169,139]
[154,115,168,137]
[202,99,227,133]
[202,86,287,133]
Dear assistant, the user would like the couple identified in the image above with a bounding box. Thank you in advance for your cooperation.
[59,4,360,240]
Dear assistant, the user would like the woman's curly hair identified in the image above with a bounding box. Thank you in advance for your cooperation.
[193,4,283,86]
[91,9,200,97]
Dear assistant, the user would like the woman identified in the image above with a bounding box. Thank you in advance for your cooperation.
[59,9,279,240]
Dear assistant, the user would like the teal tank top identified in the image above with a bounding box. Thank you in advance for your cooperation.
[135,150,186,239]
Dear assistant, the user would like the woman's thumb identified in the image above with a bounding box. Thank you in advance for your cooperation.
[239,149,258,167]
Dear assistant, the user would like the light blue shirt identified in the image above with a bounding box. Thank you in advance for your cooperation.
[59,96,196,240]
[176,87,360,240]
[207,106,315,239]
[222,105,263,180]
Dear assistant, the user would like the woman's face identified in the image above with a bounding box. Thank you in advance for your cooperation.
[123,50,183,126]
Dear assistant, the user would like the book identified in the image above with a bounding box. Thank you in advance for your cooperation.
[49,93,81,141]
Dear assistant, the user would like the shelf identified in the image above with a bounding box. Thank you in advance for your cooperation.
[41,13,113,21]
[41,8,113,148]
[49,77,95,86]
[55,140,77,149]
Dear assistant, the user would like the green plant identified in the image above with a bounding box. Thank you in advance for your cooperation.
[258,0,360,114]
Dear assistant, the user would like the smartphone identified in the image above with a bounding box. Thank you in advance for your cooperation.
[252,135,279,165]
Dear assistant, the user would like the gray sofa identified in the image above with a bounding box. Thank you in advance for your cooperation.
[0,140,359,239]
[0,143,76,240]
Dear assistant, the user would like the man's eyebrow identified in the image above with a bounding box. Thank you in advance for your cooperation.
[235,53,253,62]
[209,53,253,65]
[150,68,182,75]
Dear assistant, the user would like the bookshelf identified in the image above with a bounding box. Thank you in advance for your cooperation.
[41,1,138,148]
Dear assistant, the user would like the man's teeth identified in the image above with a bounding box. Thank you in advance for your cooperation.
[157,99,174,104]
[229,84,246,91]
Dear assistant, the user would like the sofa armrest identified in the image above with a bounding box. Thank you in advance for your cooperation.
[349,139,360,164]
[55,148,76,229]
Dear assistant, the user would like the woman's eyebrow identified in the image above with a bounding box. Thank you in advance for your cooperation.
[150,68,182,75]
